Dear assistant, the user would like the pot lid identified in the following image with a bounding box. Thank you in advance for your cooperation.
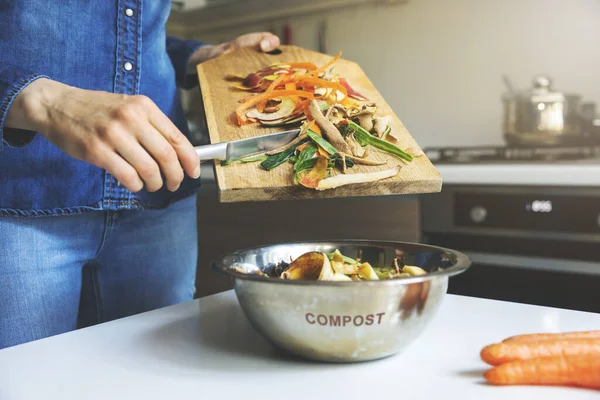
[502,75,581,103]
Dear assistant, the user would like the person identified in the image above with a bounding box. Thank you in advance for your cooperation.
[0,1,280,349]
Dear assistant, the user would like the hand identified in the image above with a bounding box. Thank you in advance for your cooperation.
[7,78,200,193]
[187,32,281,71]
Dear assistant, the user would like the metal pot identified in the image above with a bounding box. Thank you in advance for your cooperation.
[502,75,584,146]
[211,240,470,363]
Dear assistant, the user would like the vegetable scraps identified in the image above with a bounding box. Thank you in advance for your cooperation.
[224,52,424,191]
[232,249,428,282]
[480,330,600,390]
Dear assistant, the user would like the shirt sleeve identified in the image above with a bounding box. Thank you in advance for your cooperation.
[166,36,209,90]
[0,63,49,151]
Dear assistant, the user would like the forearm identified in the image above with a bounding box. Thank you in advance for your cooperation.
[3,73,201,192]
[166,32,279,90]
[186,44,216,75]
[166,36,209,90]
[0,63,53,148]
[5,78,59,133]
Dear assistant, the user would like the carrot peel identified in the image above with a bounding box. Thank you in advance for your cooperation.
[257,74,287,113]
[295,77,348,99]
[307,51,342,77]
[288,62,317,70]
[298,156,328,189]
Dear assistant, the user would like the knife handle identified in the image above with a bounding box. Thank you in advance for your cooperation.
[194,143,227,162]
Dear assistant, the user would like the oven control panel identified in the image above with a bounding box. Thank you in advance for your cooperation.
[455,193,600,234]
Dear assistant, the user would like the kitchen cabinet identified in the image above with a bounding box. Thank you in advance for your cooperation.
[168,0,410,34]
[194,166,421,297]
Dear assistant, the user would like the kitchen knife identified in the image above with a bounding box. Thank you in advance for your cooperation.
[194,128,300,163]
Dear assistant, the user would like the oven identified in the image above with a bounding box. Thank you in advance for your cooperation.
[420,183,600,313]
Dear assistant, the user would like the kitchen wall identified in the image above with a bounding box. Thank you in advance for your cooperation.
[171,0,600,149]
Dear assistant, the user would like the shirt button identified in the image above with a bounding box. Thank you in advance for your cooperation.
[124,62,133,71]
[125,8,134,17]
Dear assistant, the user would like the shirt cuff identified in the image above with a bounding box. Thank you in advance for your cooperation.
[0,68,49,151]
[166,37,208,90]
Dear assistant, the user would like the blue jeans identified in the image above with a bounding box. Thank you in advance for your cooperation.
[0,194,198,349]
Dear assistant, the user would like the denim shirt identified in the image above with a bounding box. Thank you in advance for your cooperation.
[0,1,206,217]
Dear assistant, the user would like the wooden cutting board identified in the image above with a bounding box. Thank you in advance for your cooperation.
[196,45,441,203]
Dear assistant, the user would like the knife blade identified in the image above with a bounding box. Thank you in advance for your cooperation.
[194,128,301,163]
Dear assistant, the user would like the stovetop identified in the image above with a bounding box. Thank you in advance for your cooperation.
[424,144,600,165]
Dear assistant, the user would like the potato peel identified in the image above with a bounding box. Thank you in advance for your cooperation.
[315,167,400,191]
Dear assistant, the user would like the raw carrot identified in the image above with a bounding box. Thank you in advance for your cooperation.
[484,354,600,389]
[235,90,314,125]
[503,331,600,343]
[480,338,600,366]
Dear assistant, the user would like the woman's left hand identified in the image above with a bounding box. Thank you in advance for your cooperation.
[187,32,281,71]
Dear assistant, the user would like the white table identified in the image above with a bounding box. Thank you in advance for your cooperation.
[1,291,599,400]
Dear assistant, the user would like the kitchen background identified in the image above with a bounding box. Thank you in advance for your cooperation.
[166,0,600,312]
[169,0,600,149]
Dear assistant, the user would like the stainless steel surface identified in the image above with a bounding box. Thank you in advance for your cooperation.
[424,145,600,164]
[502,75,586,146]
[420,184,600,313]
[421,184,600,244]
[195,142,227,161]
[581,102,596,122]
[211,240,470,363]
[194,128,300,162]
[466,251,600,276]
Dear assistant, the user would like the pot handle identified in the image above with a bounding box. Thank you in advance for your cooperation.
[502,74,515,95]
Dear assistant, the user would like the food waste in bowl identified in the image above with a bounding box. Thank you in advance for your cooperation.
[211,240,471,363]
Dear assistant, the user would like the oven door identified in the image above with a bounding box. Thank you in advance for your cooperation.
[420,185,600,313]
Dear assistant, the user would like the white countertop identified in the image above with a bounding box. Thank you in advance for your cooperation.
[201,161,600,188]
[435,163,600,187]
[1,291,599,400]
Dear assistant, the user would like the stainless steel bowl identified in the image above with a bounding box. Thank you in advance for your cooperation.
[212,240,470,363]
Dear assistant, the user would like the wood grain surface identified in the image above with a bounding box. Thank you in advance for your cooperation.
[196,45,441,203]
